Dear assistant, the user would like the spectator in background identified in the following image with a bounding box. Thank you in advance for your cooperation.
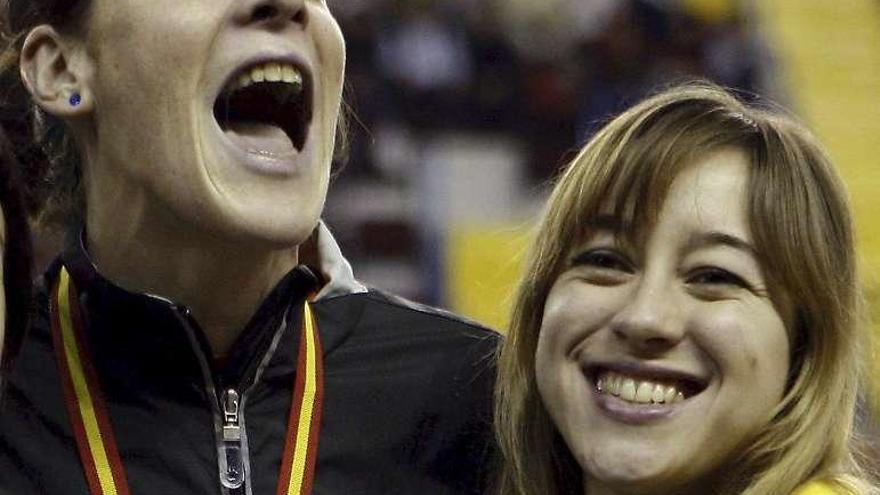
[329,0,775,196]
[377,1,473,129]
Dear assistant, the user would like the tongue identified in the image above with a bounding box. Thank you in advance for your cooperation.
[223,121,297,156]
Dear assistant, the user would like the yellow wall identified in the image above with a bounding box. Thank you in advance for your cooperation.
[755,0,880,407]
[446,224,531,333]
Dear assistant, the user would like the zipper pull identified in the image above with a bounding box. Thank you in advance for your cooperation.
[219,389,245,489]
[223,389,241,442]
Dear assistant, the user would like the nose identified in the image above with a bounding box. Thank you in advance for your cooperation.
[610,276,686,355]
[235,0,308,30]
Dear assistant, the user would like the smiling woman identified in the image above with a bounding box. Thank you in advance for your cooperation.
[494,83,878,494]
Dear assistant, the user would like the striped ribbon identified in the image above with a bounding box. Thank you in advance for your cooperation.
[50,266,324,495]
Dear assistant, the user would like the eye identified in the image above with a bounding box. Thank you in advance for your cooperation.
[569,249,634,286]
[687,267,751,290]
[571,250,631,271]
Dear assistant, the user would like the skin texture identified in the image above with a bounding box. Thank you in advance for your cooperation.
[535,149,791,495]
[21,0,345,355]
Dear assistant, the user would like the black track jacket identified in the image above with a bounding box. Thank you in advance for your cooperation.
[0,224,501,494]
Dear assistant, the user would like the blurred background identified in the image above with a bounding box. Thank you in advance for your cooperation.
[326,0,772,312]
[320,0,880,444]
[323,0,875,324]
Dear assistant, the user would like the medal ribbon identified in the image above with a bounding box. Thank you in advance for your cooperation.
[50,266,324,495]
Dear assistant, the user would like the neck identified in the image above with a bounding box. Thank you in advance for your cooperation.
[86,205,300,358]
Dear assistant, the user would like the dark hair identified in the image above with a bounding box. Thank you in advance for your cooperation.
[0,0,350,230]
[0,126,33,374]
[1,0,89,229]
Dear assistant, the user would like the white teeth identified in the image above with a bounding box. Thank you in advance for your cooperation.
[282,65,302,85]
[265,62,282,82]
[226,62,303,94]
[238,73,252,90]
[619,378,637,402]
[651,384,665,403]
[595,370,691,405]
[635,381,653,403]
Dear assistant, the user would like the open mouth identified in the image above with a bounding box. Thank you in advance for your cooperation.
[213,60,313,155]
[589,367,708,406]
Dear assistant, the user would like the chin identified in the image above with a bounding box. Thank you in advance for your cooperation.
[583,449,717,495]
[190,127,330,249]
[222,208,322,249]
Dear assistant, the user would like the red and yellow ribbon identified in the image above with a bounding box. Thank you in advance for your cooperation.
[50,266,324,495]
[51,267,131,495]
[277,294,324,495]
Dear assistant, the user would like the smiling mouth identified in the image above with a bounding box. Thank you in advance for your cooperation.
[592,368,707,406]
[214,61,313,155]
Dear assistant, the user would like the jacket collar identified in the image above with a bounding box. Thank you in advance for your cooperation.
[52,221,366,387]
[301,221,368,300]
[61,219,366,305]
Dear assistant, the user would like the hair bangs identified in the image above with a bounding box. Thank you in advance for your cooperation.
[558,93,760,255]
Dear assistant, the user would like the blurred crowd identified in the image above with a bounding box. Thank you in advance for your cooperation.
[320,0,777,304]
[329,0,773,183]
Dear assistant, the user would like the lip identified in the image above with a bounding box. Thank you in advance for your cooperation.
[210,116,314,176]
[592,386,685,425]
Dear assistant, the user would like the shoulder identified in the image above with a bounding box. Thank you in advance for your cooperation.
[311,288,502,383]
[365,288,498,333]
[316,287,501,344]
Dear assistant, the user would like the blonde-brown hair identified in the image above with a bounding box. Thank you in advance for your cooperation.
[495,82,877,494]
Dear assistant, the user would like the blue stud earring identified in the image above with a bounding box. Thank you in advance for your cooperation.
[69,92,82,107]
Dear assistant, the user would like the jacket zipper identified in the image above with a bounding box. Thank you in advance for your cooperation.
[166,300,295,495]
[220,388,245,489]
[166,303,248,494]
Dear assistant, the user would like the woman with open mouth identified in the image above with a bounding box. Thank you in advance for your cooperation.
[494,83,877,494]
[0,0,499,493]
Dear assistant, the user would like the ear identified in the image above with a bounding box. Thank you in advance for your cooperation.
[19,25,94,118]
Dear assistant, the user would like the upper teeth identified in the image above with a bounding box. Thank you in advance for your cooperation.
[596,370,686,405]
[229,62,303,93]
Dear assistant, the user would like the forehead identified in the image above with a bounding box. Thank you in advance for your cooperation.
[575,147,752,246]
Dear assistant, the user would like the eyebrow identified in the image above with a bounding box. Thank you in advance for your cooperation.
[684,231,758,257]
[583,217,758,258]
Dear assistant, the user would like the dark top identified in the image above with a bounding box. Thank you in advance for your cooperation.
[0,127,32,373]
[0,236,500,494]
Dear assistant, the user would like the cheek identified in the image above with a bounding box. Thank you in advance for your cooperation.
[540,282,619,349]
[698,305,791,402]
[536,281,617,387]
[316,12,347,78]
[538,284,585,361]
